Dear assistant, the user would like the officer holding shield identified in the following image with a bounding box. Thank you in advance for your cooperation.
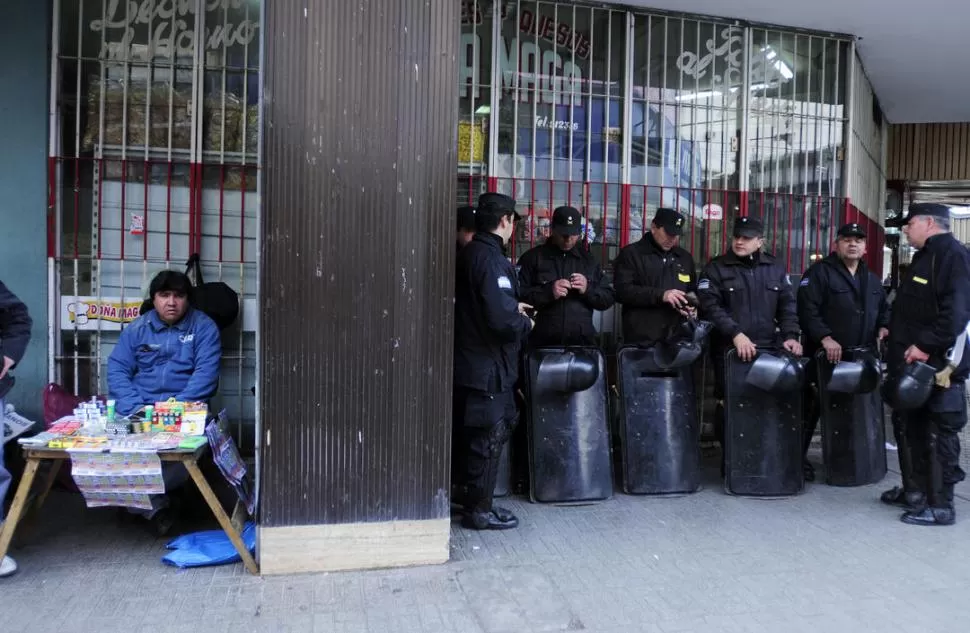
[881,203,970,525]
[796,222,890,481]
[697,215,802,468]
[453,192,534,530]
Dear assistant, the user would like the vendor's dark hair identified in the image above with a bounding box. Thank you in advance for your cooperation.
[149,270,193,299]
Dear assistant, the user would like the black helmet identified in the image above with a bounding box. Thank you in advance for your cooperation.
[827,351,881,394]
[653,319,714,370]
[745,352,807,394]
[881,361,936,410]
[535,349,600,393]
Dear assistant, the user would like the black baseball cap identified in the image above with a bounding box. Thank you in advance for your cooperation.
[733,215,764,238]
[885,202,950,228]
[653,207,685,236]
[837,222,866,239]
[457,205,476,231]
[551,206,583,236]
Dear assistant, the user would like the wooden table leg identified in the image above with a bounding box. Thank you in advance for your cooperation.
[182,458,259,575]
[17,458,65,538]
[0,458,42,561]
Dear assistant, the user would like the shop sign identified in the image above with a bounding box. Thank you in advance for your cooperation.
[60,295,258,332]
[702,203,724,220]
[676,25,792,92]
[460,7,589,106]
[62,297,143,330]
[90,0,260,62]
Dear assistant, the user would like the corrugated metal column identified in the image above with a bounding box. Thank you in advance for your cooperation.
[259,0,459,574]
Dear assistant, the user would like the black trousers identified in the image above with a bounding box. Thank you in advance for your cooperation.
[895,382,967,507]
[452,386,518,514]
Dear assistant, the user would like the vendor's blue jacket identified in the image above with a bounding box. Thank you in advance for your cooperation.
[108,307,222,416]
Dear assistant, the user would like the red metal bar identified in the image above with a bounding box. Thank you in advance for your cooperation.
[721,189,729,256]
[786,194,794,274]
[601,184,609,264]
[619,183,631,247]
[815,196,823,263]
[528,178,536,251]
[487,176,498,192]
[687,188,695,255]
[771,191,778,255]
[583,183,591,250]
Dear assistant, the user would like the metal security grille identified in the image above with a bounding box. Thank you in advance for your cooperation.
[457,0,880,292]
[49,0,260,450]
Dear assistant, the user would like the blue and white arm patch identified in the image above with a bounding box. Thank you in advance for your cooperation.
[697,278,711,290]
[799,277,810,287]
[497,275,513,290]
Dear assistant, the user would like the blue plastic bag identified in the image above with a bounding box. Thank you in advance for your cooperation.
[162,522,256,569]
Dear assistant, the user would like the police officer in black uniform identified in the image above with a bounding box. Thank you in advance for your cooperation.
[453,192,534,530]
[613,208,696,344]
[698,215,803,465]
[457,205,476,251]
[797,222,890,481]
[881,203,970,526]
[517,206,614,347]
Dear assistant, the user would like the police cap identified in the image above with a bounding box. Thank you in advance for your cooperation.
[837,222,866,239]
[733,215,764,238]
[653,207,685,236]
[886,202,950,228]
[551,206,583,236]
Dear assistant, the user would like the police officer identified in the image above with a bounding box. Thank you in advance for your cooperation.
[698,215,802,465]
[797,222,890,481]
[453,192,534,530]
[457,205,476,250]
[881,203,970,526]
[613,208,696,344]
[517,206,614,347]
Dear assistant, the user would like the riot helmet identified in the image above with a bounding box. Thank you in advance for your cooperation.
[745,351,807,394]
[827,351,882,394]
[881,361,936,410]
[535,349,600,393]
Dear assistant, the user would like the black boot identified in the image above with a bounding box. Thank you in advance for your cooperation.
[880,486,926,509]
[900,506,955,526]
[901,427,954,526]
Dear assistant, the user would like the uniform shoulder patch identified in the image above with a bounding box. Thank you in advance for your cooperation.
[497,275,513,289]
[697,278,711,290]
[799,277,810,287]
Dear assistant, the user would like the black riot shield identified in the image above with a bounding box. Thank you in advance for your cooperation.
[724,349,804,497]
[816,349,887,487]
[616,346,701,495]
[525,347,613,503]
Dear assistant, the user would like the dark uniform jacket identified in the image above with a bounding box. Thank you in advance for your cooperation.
[888,232,970,384]
[698,250,799,354]
[454,232,533,393]
[0,280,32,399]
[516,240,614,347]
[613,232,696,344]
[797,254,889,358]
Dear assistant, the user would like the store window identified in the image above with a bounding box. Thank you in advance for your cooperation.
[52,0,261,449]
[747,29,848,270]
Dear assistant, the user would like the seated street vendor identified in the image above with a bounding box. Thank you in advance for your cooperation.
[107,270,222,534]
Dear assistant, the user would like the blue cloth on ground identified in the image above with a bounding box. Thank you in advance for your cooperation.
[162,522,256,568]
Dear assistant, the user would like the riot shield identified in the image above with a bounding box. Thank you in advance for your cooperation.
[724,349,803,497]
[616,346,701,495]
[524,347,613,503]
[816,349,887,487]
[494,443,511,497]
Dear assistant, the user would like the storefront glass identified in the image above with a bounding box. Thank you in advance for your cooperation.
[458,1,852,271]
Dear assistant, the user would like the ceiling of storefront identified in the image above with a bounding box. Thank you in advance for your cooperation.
[622,0,967,124]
